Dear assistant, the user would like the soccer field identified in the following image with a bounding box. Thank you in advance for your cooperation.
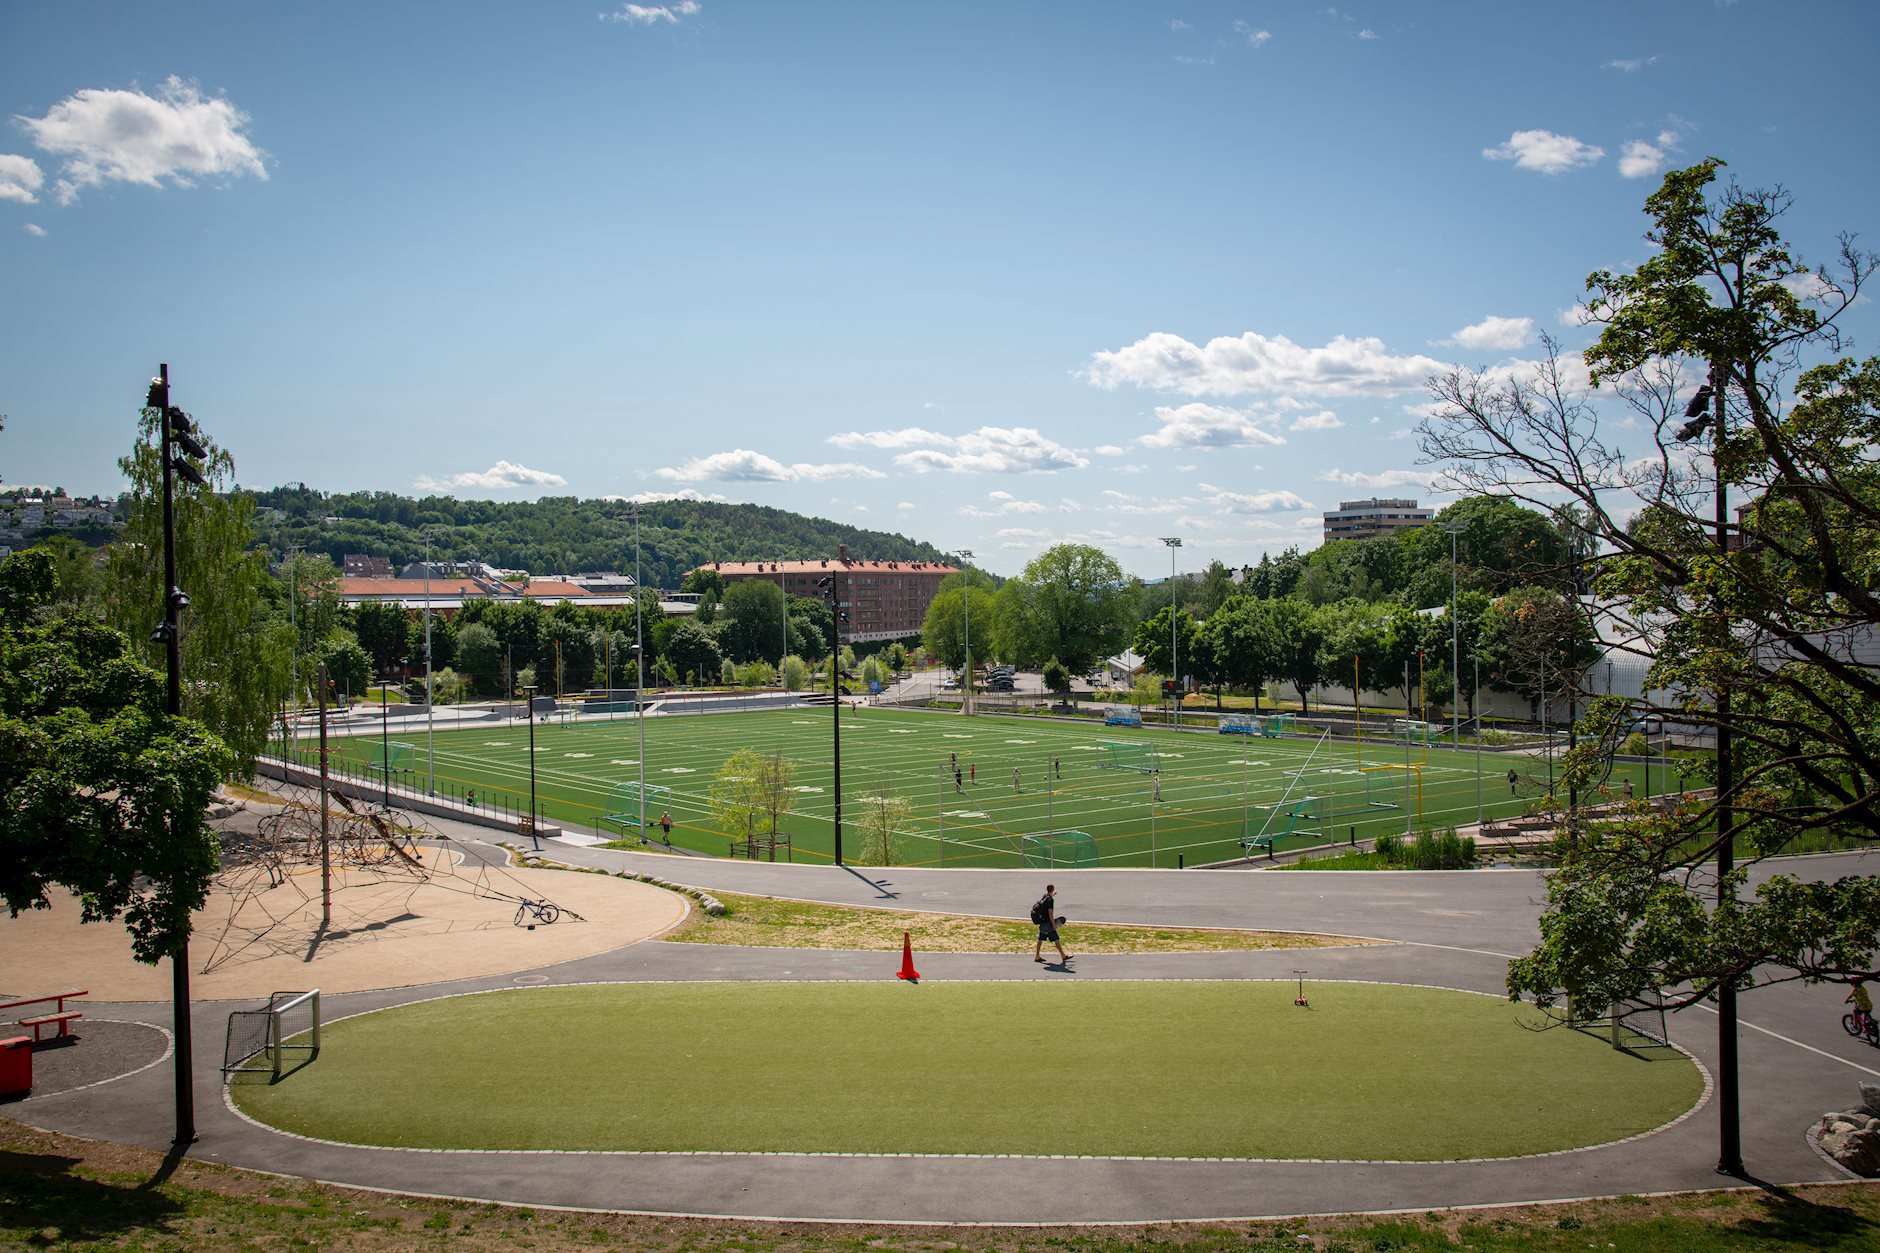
[297,705,1650,868]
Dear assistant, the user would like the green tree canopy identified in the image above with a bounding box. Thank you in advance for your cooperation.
[1002,544,1130,674]
[1,550,229,964]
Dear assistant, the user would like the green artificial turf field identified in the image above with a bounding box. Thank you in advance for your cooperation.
[230,981,1703,1160]
[282,705,1662,867]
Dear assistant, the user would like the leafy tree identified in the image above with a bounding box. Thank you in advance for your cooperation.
[1002,544,1130,675]
[104,407,292,776]
[709,749,796,847]
[920,574,997,672]
[1475,587,1599,722]
[781,654,809,691]
[1041,657,1072,701]
[1197,559,1238,617]
[349,600,409,676]
[1132,604,1198,685]
[884,642,909,672]
[1,550,229,964]
[1273,599,1329,712]
[1201,595,1279,710]
[454,621,502,696]
[429,666,471,704]
[317,631,371,700]
[664,619,722,683]
[718,578,788,663]
[681,566,725,603]
[272,551,341,705]
[33,534,103,610]
[1419,160,1880,1046]
[856,793,914,866]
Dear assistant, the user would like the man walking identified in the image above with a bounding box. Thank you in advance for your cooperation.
[954,767,964,794]
[1031,883,1070,964]
[1507,767,1519,796]
[1013,766,1021,792]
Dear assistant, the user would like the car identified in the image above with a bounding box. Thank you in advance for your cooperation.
[940,677,960,691]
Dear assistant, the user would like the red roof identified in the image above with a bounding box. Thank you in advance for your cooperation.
[703,559,957,576]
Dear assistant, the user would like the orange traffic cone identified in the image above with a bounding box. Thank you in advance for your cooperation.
[896,930,920,982]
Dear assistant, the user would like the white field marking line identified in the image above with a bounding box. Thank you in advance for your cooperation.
[223,978,1708,1166]
[1690,1003,1880,1078]
[15,1021,174,1103]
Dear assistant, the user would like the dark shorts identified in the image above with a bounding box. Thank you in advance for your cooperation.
[1037,922,1059,942]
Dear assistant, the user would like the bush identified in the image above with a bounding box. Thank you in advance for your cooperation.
[1374,829,1474,869]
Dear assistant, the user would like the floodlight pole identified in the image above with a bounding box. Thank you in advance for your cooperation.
[381,677,391,806]
[819,574,845,864]
[956,549,975,715]
[1442,520,1464,751]
[423,529,435,794]
[149,363,197,1148]
[1161,537,1182,727]
[522,684,541,849]
[633,507,647,834]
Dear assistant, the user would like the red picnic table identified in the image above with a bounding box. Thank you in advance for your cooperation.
[0,989,89,1042]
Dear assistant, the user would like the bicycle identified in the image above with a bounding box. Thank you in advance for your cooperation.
[514,898,562,927]
[1843,1009,1879,1047]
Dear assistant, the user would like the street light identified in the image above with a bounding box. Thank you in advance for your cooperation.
[422,528,436,795]
[956,549,975,715]
[632,507,647,835]
[1160,537,1182,728]
[146,363,209,1146]
[1440,519,1466,751]
[521,683,541,850]
[1678,362,1741,1177]
[816,573,847,864]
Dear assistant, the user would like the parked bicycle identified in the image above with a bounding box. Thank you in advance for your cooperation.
[514,898,562,927]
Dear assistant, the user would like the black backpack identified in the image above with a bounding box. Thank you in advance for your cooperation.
[1029,895,1051,925]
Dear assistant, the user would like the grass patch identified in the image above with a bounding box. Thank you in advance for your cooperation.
[1275,849,1395,870]
[7,1117,1878,1250]
[231,981,1700,1159]
[664,889,1366,952]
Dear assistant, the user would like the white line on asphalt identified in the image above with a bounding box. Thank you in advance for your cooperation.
[1691,1004,1880,1077]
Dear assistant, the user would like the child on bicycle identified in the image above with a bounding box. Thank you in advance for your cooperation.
[1848,979,1874,1031]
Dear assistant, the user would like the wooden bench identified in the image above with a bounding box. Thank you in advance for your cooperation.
[0,989,88,1042]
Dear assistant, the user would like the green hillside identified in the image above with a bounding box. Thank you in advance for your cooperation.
[246,486,953,584]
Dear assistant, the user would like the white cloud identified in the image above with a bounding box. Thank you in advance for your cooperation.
[1233,21,1271,46]
[1482,129,1604,174]
[1602,55,1659,72]
[895,500,915,511]
[414,460,567,492]
[604,487,727,504]
[1198,483,1313,513]
[1169,19,1191,31]
[1175,464,1197,473]
[986,490,1047,513]
[601,0,700,25]
[1443,315,1533,351]
[655,449,886,482]
[1357,28,1379,39]
[1102,489,1136,501]
[17,77,267,205]
[0,154,44,203]
[895,426,1089,474]
[1088,331,1450,399]
[825,426,952,451]
[995,527,1050,538]
[1557,303,1594,327]
[1289,410,1344,431]
[1618,139,1667,179]
[1317,467,1437,491]
[24,222,46,237]
[1779,271,1839,303]
[1093,444,1127,456]
[1139,403,1286,449]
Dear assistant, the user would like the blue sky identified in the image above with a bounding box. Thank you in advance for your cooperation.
[3,1,1876,578]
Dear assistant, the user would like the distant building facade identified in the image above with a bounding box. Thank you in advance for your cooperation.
[1321,497,1433,543]
[699,544,956,645]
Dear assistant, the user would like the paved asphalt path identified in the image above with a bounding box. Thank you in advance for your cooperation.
[13,823,1880,1225]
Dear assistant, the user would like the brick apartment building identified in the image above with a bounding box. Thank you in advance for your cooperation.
[697,545,957,645]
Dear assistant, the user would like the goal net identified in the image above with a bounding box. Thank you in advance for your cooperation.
[1392,719,1439,745]
[1096,741,1155,773]
[363,741,413,779]
[1220,714,1256,735]
[1021,829,1098,868]
[222,989,322,1080]
[601,781,671,834]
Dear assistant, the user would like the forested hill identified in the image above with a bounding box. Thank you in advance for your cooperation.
[245,487,953,588]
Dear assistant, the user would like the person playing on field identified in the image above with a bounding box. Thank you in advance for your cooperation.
[1031,883,1070,964]
[1013,766,1021,792]
[659,811,673,843]
[1507,767,1519,796]
[954,767,964,794]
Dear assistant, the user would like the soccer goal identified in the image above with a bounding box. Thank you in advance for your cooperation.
[1392,719,1439,745]
[1262,713,1298,737]
[1097,741,1156,773]
[1022,829,1098,868]
[601,781,671,834]
[363,741,413,779]
[222,989,321,1080]
[1104,705,1143,727]
[1220,714,1256,735]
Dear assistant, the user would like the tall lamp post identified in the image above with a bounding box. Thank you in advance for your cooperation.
[1676,363,1741,1177]
[1440,519,1466,751]
[422,527,436,794]
[817,574,846,864]
[632,507,648,835]
[521,683,541,850]
[1160,537,1182,727]
[147,364,210,1147]
[955,549,975,715]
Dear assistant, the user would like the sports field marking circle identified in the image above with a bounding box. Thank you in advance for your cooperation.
[230,981,1701,1162]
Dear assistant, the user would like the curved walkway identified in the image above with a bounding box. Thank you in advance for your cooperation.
[8,827,1879,1224]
